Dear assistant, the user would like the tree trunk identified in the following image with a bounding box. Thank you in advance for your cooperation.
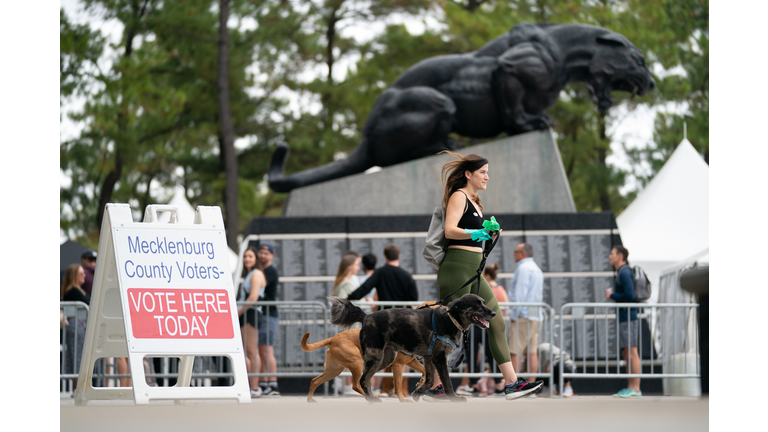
[320,7,338,139]
[95,0,148,229]
[218,0,239,250]
[97,149,125,228]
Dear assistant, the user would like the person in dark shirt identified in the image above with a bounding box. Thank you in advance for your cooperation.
[347,243,418,303]
[257,242,281,397]
[606,245,642,398]
[61,263,90,305]
[80,250,97,296]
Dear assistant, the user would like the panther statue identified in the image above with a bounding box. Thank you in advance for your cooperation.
[268,22,655,193]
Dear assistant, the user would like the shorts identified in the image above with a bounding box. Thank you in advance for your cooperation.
[257,313,279,346]
[508,317,540,355]
[619,320,639,349]
[239,308,257,328]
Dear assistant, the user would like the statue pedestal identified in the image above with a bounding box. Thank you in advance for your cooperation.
[283,129,575,216]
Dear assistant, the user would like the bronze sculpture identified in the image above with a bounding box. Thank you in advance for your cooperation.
[268,22,655,193]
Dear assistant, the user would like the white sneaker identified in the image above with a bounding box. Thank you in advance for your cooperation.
[563,386,573,398]
[344,384,359,396]
[262,386,280,397]
[456,385,474,396]
[250,387,262,398]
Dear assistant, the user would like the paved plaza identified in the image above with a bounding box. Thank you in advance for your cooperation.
[61,395,708,432]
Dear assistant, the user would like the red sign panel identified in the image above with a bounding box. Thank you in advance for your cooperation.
[127,288,234,339]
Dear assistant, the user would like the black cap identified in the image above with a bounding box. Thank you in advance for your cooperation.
[81,250,97,260]
[259,242,275,255]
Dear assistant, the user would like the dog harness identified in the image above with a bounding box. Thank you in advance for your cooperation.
[427,311,461,356]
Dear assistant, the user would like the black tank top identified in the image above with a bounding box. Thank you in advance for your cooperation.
[448,191,484,247]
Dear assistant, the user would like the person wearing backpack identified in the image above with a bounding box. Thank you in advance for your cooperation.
[605,245,642,398]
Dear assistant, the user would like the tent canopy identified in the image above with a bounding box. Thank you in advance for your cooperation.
[616,138,709,264]
[616,138,708,303]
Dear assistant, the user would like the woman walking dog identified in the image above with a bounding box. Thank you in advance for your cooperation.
[426,151,543,401]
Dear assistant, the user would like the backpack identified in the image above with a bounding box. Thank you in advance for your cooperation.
[423,206,449,270]
[617,264,652,302]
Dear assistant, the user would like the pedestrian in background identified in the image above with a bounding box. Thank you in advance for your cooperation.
[331,252,361,299]
[238,247,265,398]
[80,250,97,296]
[330,251,363,396]
[347,243,418,397]
[257,242,281,397]
[606,245,642,398]
[508,243,544,384]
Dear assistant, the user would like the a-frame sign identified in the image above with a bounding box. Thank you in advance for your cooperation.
[75,203,250,405]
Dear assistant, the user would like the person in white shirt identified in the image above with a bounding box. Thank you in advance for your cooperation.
[508,243,544,383]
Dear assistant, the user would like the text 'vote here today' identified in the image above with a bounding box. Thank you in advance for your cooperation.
[127,288,234,339]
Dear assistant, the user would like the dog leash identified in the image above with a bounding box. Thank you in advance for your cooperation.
[418,231,500,310]
[419,231,499,366]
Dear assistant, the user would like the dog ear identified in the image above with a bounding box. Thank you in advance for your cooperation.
[447,296,467,317]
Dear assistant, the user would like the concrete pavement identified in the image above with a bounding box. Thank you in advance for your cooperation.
[61,394,708,432]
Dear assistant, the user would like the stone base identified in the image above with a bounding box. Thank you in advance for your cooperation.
[283,129,575,216]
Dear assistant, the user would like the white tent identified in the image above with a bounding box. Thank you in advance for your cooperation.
[616,138,709,302]
[159,185,240,274]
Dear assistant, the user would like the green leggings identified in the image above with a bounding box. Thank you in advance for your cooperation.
[437,248,511,365]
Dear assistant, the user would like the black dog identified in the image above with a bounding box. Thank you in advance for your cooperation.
[329,294,496,403]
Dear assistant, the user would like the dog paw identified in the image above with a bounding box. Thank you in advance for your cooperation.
[412,394,422,402]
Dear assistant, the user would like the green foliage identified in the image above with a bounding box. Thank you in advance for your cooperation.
[62,0,708,243]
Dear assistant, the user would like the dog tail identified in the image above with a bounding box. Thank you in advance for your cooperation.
[300,333,333,352]
[328,296,367,330]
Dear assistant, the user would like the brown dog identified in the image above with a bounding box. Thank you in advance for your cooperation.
[301,328,426,403]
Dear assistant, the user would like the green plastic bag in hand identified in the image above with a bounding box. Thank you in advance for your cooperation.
[483,216,500,232]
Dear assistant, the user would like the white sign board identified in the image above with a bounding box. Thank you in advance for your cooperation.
[113,227,239,352]
[75,204,250,405]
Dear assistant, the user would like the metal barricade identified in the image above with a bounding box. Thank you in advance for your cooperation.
[146,301,332,388]
[499,302,556,396]
[60,301,111,395]
[60,300,333,395]
[558,302,700,397]
[236,300,330,387]
[60,302,88,393]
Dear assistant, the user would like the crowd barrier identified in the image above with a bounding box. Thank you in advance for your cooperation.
[558,303,700,397]
[60,300,699,399]
[60,301,91,394]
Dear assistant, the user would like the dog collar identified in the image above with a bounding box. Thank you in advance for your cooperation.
[447,312,466,332]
